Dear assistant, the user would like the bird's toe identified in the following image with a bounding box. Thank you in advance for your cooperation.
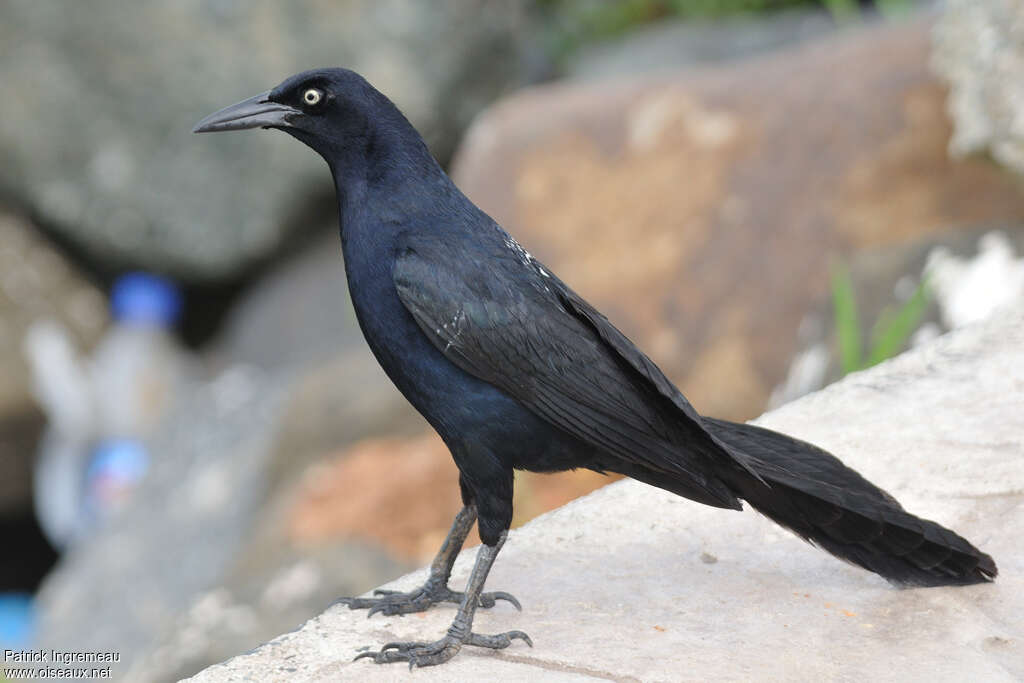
[479,590,522,610]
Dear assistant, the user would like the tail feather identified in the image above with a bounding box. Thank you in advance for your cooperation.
[703,417,997,587]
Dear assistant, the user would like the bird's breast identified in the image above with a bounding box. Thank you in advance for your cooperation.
[339,227,586,470]
[342,238,497,424]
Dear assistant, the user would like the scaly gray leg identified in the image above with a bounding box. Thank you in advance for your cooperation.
[335,505,519,617]
[355,530,531,668]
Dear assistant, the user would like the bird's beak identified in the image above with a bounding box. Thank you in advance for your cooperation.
[192,90,301,133]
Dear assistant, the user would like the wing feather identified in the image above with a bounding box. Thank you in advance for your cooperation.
[393,235,745,508]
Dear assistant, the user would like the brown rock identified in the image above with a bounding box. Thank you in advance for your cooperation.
[451,18,1024,420]
[0,210,107,513]
[287,432,617,564]
[0,211,107,415]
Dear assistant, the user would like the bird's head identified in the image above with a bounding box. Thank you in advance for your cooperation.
[193,68,415,166]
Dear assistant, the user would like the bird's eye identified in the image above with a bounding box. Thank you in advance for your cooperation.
[303,88,323,106]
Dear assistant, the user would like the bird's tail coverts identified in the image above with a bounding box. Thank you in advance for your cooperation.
[704,418,997,587]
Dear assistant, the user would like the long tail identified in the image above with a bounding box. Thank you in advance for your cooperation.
[704,417,997,587]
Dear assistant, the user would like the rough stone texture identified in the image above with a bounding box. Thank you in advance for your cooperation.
[0,1,537,281]
[933,0,1024,174]
[187,305,1024,682]
[452,16,1024,421]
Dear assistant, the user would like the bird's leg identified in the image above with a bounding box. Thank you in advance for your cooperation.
[335,505,519,617]
[355,530,531,667]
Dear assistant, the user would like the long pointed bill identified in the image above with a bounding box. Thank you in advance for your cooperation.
[192,90,301,133]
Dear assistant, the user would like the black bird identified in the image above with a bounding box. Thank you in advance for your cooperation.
[194,69,997,668]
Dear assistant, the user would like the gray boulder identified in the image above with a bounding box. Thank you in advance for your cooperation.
[0,1,538,281]
[32,343,420,680]
[33,367,293,677]
[211,229,361,371]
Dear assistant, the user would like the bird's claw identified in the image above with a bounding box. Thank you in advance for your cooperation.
[353,630,532,668]
[468,629,532,649]
[334,586,435,617]
[478,590,521,610]
[334,584,520,617]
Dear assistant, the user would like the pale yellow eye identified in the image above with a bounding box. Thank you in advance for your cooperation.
[303,88,323,106]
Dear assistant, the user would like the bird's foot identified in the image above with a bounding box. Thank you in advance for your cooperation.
[335,580,520,617]
[354,628,532,668]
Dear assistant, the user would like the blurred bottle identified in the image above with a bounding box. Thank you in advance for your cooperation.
[25,318,94,547]
[81,438,150,525]
[26,272,187,548]
[91,272,185,439]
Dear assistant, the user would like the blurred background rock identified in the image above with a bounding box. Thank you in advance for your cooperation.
[2,0,1023,680]
[0,1,539,284]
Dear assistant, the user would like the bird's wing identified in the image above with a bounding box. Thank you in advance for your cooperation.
[393,234,751,508]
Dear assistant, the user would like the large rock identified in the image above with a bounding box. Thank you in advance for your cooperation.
[286,432,616,565]
[33,368,289,673]
[32,362,409,682]
[452,16,1024,421]
[187,305,1024,683]
[211,229,361,371]
[933,0,1024,174]
[0,1,538,281]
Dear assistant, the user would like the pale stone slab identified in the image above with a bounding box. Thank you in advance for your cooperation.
[187,306,1024,682]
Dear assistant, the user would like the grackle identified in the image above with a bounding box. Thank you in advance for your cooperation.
[195,69,996,668]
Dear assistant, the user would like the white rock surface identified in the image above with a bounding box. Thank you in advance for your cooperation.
[933,0,1024,175]
[188,307,1024,682]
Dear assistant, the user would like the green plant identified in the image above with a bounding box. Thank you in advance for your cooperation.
[821,0,858,20]
[538,0,918,65]
[831,264,931,376]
